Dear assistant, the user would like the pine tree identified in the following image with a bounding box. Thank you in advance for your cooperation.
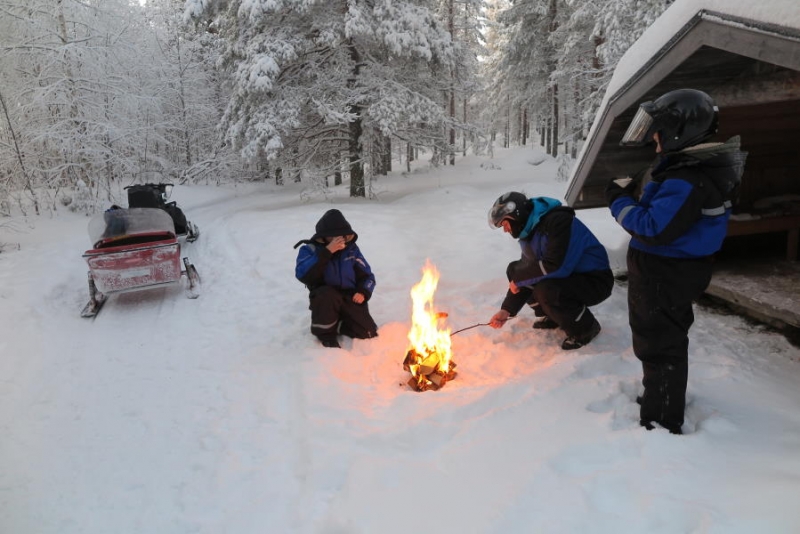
[185,0,458,197]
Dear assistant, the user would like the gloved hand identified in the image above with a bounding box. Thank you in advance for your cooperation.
[605,176,637,205]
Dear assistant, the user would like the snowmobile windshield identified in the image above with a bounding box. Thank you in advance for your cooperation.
[88,207,176,246]
[621,105,655,146]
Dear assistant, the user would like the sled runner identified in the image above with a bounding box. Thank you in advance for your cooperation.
[80,208,200,318]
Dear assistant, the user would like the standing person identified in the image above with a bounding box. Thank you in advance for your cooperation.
[607,88,746,434]
[487,192,614,350]
[294,209,378,348]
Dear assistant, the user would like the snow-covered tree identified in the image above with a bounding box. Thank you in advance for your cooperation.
[139,0,235,184]
[482,0,672,158]
[0,0,149,210]
[0,0,229,214]
[185,0,458,197]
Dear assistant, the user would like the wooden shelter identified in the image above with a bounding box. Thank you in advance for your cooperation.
[565,5,800,328]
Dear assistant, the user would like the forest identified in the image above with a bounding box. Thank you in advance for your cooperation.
[0,0,672,214]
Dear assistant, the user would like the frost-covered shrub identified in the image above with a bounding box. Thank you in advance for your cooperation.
[556,154,575,183]
[68,180,97,214]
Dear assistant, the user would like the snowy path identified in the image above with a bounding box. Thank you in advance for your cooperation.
[2,149,800,533]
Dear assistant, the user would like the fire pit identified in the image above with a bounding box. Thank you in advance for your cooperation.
[403,261,457,391]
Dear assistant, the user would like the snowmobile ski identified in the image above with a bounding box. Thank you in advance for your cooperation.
[81,294,107,318]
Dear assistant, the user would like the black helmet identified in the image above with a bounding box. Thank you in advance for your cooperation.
[488,192,530,238]
[621,88,719,152]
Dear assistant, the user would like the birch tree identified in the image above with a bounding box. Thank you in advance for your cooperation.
[0,0,229,214]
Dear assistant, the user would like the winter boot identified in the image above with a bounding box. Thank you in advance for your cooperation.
[532,316,559,330]
[319,336,341,348]
[639,362,686,435]
[561,318,601,350]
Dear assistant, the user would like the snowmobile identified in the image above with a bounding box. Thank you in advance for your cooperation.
[80,207,201,318]
[125,183,200,242]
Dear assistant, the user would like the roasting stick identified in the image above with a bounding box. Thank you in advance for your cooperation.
[450,323,491,336]
[436,311,514,337]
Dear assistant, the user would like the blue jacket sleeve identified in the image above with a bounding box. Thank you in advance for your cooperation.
[610,178,705,246]
[352,246,376,300]
[295,244,332,287]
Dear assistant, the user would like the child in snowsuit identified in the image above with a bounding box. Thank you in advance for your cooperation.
[294,209,378,348]
[608,88,746,434]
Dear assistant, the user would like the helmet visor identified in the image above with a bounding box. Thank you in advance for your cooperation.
[488,199,517,228]
[621,105,655,146]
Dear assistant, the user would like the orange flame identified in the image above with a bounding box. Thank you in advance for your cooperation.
[407,261,452,375]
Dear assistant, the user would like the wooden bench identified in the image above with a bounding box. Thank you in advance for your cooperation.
[727,214,800,260]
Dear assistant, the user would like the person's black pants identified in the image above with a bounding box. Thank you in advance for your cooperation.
[627,248,712,432]
[308,286,378,341]
[529,269,613,337]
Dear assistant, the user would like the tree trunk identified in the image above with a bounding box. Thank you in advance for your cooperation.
[548,0,559,158]
[0,88,38,215]
[348,39,365,197]
[551,83,559,157]
[176,36,192,168]
[572,83,580,158]
[57,0,90,192]
[292,148,301,182]
[371,130,382,177]
[521,107,528,146]
[505,103,510,149]
[546,112,552,156]
[383,136,391,173]
[448,0,455,165]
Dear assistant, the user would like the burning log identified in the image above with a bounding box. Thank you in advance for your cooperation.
[404,261,458,391]
[404,349,457,391]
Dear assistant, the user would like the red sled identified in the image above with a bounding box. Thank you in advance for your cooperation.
[81,207,200,317]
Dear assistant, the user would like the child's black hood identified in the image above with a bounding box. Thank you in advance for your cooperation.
[312,209,356,240]
[294,209,359,249]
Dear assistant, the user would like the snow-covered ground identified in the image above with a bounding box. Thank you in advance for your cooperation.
[2,146,799,533]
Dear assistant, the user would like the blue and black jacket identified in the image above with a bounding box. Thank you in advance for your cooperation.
[609,137,746,258]
[295,240,376,300]
[294,209,376,300]
[501,197,611,313]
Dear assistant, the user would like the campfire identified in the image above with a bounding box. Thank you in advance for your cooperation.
[403,261,457,391]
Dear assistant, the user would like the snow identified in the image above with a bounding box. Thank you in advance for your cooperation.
[606,0,800,97]
[2,146,800,533]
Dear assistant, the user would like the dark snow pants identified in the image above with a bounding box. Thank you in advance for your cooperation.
[308,286,378,342]
[502,269,613,337]
[530,270,614,337]
[627,247,713,433]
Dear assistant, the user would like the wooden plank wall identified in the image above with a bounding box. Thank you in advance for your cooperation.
[718,99,800,210]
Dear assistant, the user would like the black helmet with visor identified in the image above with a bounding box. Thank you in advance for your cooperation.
[621,88,719,153]
[488,192,530,238]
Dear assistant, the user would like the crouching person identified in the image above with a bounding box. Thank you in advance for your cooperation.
[487,192,613,350]
[294,209,378,348]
